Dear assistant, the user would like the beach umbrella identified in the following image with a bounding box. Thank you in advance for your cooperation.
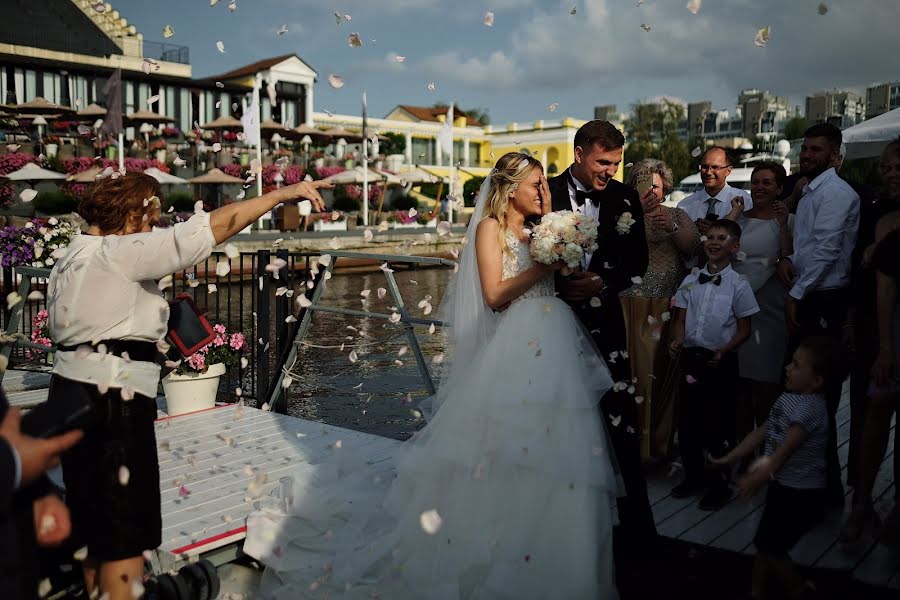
[124,109,175,126]
[321,166,401,185]
[842,108,900,160]
[75,103,107,119]
[293,124,333,145]
[66,166,105,183]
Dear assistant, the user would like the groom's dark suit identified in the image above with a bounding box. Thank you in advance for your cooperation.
[549,168,657,543]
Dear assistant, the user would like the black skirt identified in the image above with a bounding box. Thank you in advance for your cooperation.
[50,374,162,561]
[753,481,825,557]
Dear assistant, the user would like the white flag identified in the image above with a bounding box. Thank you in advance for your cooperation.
[438,103,453,160]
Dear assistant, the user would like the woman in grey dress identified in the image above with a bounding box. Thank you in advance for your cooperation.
[724,161,793,439]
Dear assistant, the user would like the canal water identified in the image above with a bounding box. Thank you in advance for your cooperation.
[283,266,452,440]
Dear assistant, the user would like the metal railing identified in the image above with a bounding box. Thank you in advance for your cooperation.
[141,40,191,65]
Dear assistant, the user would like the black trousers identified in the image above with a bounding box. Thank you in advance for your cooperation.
[677,347,739,489]
[788,288,851,503]
[575,299,657,545]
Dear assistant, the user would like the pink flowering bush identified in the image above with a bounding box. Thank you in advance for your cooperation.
[25,310,51,359]
[173,322,247,376]
[59,158,169,201]
[315,166,345,179]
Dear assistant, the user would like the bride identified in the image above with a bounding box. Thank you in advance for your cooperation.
[246,152,619,599]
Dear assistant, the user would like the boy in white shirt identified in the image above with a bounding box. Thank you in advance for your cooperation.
[670,219,760,510]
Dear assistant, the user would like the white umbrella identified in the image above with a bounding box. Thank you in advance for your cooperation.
[2,163,67,186]
[397,168,446,184]
[144,167,188,185]
[842,108,900,160]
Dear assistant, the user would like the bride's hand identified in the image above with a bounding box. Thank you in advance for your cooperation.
[539,174,553,216]
[276,180,333,212]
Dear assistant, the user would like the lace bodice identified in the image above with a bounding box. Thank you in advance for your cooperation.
[502,231,555,303]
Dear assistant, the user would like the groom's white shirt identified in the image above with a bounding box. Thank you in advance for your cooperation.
[567,173,599,271]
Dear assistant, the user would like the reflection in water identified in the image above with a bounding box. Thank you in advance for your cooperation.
[287,266,452,440]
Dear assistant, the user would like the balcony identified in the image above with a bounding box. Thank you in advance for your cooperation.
[141,40,190,65]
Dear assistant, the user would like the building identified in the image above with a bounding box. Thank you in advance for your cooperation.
[805,90,865,128]
[593,105,617,121]
[866,81,900,119]
[686,101,712,141]
[737,89,791,140]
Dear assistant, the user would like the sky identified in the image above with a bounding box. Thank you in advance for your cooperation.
[110,0,900,124]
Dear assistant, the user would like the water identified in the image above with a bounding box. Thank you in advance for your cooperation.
[283,266,452,440]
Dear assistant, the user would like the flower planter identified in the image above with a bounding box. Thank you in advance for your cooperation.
[390,222,423,229]
[314,220,348,232]
[162,362,226,416]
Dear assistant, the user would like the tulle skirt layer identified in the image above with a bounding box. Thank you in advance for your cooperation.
[245,297,619,599]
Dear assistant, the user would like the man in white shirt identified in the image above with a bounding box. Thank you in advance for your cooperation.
[677,146,753,235]
[775,122,860,506]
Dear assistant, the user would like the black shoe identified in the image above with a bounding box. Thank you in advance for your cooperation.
[671,480,705,499]
[698,486,733,511]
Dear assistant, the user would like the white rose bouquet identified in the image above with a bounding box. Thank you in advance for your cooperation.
[31,217,79,269]
[529,210,599,269]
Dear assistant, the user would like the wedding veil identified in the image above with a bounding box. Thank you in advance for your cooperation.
[427,176,497,416]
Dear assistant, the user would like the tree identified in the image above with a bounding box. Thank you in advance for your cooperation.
[783,117,809,141]
[378,132,406,156]
[624,100,693,183]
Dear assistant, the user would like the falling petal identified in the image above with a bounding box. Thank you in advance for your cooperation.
[298,200,312,216]
[20,189,37,203]
[328,74,345,89]
[348,33,362,48]
[349,350,358,363]
[216,260,231,277]
[548,102,559,112]
[432,353,444,364]
[570,5,577,15]
[38,578,52,598]
[377,287,387,299]
[484,11,495,27]
[817,3,828,15]
[363,229,374,242]
[216,41,226,53]
[228,0,236,11]
[686,0,701,14]
[691,146,702,157]
[395,55,406,62]
[118,465,130,486]
[73,546,88,561]
[610,414,622,427]
[163,24,175,38]
[277,24,289,35]
[436,221,452,236]
[631,276,643,284]
[754,26,770,48]
[589,297,602,308]
[420,509,443,534]
[207,283,218,294]
[224,243,239,259]
[265,258,287,273]
[389,312,401,323]
[426,82,436,92]
[686,374,698,384]
[296,294,312,308]
[641,24,652,32]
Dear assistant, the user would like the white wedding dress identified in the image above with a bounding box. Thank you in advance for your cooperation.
[245,229,619,599]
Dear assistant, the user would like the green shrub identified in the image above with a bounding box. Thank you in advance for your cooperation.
[33,190,78,215]
[392,194,419,211]
[463,177,485,207]
[166,190,195,213]
[418,183,441,198]
[332,195,360,212]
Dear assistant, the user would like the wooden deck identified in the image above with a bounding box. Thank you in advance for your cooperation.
[3,368,897,589]
[646,390,900,591]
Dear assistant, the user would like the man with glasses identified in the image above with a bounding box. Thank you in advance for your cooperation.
[678,146,753,236]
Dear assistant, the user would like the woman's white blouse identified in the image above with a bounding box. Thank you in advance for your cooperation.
[47,212,217,398]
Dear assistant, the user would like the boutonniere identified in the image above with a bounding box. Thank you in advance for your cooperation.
[615,212,636,235]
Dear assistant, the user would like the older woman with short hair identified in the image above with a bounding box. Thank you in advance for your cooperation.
[621,159,699,460]
[47,171,329,600]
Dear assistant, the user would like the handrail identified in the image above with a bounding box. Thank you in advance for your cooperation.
[268,251,454,413]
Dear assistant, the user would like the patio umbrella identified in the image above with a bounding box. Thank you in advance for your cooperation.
[398,168,448,213]
[842,107,900,160]
[75,103,107,118]
[323,167,401,220]
[322,126,363,144]
[145,167,188,185]
[8,97,75,115]
[293,124,333,145]
[124,110,175,126]
[188,168,245,208]
[66,165,106,183]
[200,115,243,131]
[2,162,67,188]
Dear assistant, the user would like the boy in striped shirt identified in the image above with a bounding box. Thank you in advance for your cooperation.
[711,336,846,600]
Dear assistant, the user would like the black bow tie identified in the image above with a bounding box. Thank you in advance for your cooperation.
[698,273,722,286]
[575,188,601,208]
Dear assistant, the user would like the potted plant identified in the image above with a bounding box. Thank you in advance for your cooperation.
[26,309,53,364]
[313,211,348,231]
[162,323,247,416]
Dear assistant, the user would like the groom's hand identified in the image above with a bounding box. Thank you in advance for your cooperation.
[559,271,605,302]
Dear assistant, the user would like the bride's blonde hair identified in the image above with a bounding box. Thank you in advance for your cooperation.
[482,152,543,256]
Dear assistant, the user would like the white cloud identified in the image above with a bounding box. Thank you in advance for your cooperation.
[421,50,521,89]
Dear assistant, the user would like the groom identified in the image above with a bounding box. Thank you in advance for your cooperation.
[549,120,657,548]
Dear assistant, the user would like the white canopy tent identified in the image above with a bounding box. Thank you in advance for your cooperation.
[842,108,900,160]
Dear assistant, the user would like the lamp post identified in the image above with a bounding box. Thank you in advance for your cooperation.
[32,115,47,156]
[139,122,155,155]
[301,134,312,170]
[271,171,284,230]
[271,132,283,152]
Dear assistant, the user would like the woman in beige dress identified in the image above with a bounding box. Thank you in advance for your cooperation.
[621,159,699,459]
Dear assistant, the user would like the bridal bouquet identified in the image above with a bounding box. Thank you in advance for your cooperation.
[529,210,599,268]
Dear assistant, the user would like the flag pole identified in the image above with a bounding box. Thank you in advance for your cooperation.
[118,133,124,171]
[448,104,455,224]
[254,74,263,199]
[362,91,369,227]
